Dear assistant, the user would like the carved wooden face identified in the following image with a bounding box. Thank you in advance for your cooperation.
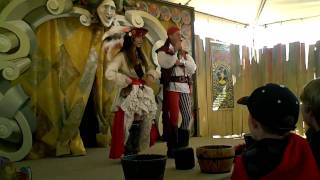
[97,0,116,27]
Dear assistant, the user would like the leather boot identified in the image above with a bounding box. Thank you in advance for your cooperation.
[167,126,178,158]
[177,128,190,148]
[124,121,141,155]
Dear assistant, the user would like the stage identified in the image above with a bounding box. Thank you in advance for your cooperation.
[16,137,244,180]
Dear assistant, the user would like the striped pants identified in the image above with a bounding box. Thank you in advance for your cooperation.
[162,91,193,142]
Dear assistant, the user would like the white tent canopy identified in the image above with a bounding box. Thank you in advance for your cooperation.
[164,0,320,47]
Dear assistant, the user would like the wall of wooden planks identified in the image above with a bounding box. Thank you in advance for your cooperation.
[195,36,320,137]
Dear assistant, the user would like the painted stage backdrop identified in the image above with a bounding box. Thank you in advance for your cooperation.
[0,0,195,159]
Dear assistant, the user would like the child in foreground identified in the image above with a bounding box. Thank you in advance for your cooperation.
[232,83,320,179]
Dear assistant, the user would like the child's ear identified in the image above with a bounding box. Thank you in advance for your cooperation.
[249,117,259,128]
[252,118,259,128]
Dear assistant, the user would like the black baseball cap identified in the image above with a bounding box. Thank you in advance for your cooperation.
[237,83,300,132]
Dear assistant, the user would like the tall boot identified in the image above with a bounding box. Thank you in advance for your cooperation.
[167,126,178,158]
[178,128,190,148]
[124,121,141,155]
[162,112,169,142]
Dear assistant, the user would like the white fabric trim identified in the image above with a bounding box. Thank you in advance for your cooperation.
[120,85,157,150]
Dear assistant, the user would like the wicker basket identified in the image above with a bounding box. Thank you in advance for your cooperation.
[196,145,234,173]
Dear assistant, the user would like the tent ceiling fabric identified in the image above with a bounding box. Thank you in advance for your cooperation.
[164,0,320,25]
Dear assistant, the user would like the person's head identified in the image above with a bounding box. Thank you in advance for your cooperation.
[122,27,148,50]
[238,83,300,140]
[122,27,148,66]
[300,78,320,129]
[97,0,116,27]
[167,26,182,47]
[130,27,148,48]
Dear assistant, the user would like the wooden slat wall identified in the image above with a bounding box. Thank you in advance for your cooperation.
[286,42,304,134]
[230,44,243,134]
[316,41,320,77]
[208,40,239,135]
[194,38,319,137]
[308,45,316,80]
[194,35,209,136]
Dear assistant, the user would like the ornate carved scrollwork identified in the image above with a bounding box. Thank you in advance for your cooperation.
[0,30,19,53]
[126,12,144,28]
[0,20,35,81]
[125,10,167,43]
[71,7,92,26]
[46,0,73,15]
[0,0,92,82]
[1,58,31,81]
[0,82,36,161]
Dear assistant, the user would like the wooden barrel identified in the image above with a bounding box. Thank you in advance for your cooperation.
[196,145,235,173]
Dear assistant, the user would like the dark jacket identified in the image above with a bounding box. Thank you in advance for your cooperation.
[232,133,320,180]
[306,128,320,168]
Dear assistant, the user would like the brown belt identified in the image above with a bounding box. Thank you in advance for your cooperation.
[170,76,189,83]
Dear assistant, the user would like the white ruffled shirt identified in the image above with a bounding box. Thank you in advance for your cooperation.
[105,52,160,88]
[157,44,197,93]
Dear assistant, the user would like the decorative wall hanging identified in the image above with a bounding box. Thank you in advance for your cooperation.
[211,42,234,110]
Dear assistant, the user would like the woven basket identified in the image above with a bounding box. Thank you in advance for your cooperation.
[196,145,234,173]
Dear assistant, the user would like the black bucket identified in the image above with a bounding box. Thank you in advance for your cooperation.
[174,147,195,170]
[121,154,167,180]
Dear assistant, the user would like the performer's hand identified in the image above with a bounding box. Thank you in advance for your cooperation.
[120,84,132,97]
[173,41,182,52]
[175,59,181,65]
[126,78,132,85]
[144,74,155,87]
[175,59,185,66]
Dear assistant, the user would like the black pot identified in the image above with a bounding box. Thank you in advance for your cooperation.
[121,154,167,180]
[173,147,195,170]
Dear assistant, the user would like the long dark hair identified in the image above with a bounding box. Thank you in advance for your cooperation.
[121,33,149,70]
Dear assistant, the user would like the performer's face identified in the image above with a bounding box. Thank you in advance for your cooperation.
[133,36,143,48]
[169,31,182,46]
[97,2,116,27]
